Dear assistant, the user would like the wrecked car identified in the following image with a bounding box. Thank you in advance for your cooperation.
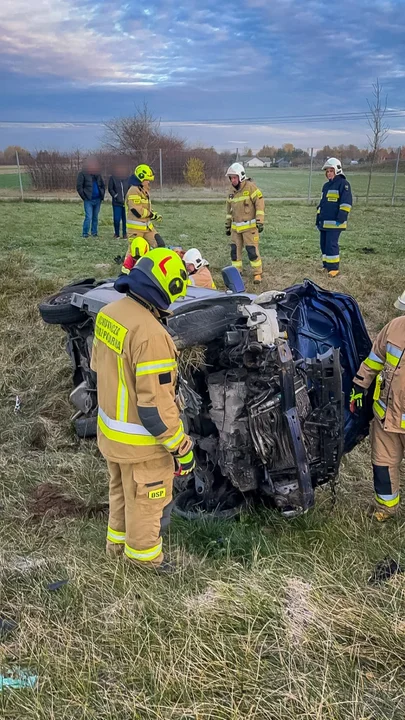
[39,270,372,519]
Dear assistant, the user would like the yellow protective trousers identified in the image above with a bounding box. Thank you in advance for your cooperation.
[371,419,404,515]
[106,454,175,567]
[230,228,262,276]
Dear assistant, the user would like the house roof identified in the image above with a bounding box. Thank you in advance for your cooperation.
[240,155,262,162]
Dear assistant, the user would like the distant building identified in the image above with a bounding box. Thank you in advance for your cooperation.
[240,156,273,168]
[259,157,273,167]
[275,158,291,168]
[242,156,265,168]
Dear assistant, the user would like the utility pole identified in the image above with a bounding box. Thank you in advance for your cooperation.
[16,150,24,201]
[391,146,401,206]
[307,148,314,204]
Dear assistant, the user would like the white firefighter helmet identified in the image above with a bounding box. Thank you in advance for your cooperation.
[394,290,405,312]
[322,157,343,175]
[183,248,207,270]
[226,162,246,182]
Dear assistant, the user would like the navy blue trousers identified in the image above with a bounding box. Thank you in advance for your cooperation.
[320,230,341,271]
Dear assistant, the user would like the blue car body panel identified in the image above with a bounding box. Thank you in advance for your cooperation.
[278,280,372,452]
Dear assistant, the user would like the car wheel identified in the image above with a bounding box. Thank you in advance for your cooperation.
[173,487,246,521]
[73,414,97,439]
[38,284,92,325]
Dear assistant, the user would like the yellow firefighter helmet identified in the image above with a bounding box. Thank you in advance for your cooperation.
[129,236,150,259]
[135,248,188,304]
[135,164,155,182]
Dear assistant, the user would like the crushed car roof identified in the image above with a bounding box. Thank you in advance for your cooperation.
[71,282,255,316]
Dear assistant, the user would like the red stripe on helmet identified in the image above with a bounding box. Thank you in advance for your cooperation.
[159,256,172,275]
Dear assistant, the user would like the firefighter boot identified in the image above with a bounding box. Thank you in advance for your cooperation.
[253,274,262,284]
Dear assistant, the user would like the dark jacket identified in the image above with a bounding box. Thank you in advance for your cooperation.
[108,175,130,206]
[316,173,352,230]
[76,172,105,202]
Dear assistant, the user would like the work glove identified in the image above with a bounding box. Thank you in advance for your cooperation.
[350,384,366,413]
[150,211,163,222]
[256,222,264,234]
[172,437,195,476]
[225,227,231,237]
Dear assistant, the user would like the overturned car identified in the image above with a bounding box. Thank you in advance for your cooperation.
[39,271,372,518]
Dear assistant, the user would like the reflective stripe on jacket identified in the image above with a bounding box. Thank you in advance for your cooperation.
[225,179,265,234]
[354,315,405,433]
[316,174,352,230]
[90,297,183,462]
[125,184,155,233]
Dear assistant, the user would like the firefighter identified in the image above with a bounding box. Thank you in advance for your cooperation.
[125,164,165,248]
[183,248,216,289]
[225,163,264,284]
[316,158,352,277]
[121,236,150,275]
[91,248,195,571]
[350,290,405,521]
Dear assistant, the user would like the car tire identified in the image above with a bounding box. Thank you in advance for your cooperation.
[73,415,97,439]
[173,487,245,521]
[38,284,92,325]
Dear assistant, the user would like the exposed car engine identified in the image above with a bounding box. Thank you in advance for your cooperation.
[176,295,344,518]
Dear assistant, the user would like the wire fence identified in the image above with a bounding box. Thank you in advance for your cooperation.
[0,148,404,204]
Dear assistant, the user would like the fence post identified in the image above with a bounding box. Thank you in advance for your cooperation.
[16,150,24,201]
[391,146,401,206]
[307,147,314,204]
[159,148,163,201]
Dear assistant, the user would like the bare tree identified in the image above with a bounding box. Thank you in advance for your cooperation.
[103,102,163,162]
[365,80,389,204]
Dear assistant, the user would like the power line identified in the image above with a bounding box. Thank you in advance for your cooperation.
[1,109,405,127]
[163,110,405,126]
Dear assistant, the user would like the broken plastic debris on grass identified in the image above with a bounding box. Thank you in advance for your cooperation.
[0,670,38,691]
[46,579,69,592]
[368,557,403,585]
[0,617,18,636]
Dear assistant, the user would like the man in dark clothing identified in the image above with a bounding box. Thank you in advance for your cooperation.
[76,158,105,238]
[108,161,130,239]
[316,157,352,277]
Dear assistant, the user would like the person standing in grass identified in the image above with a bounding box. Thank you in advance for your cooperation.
[108,161,130,240]
[91,249,195,572]
[350,290,405,521]
[225,162,264,284]
[76,157,105,238]
[316,157,352,277]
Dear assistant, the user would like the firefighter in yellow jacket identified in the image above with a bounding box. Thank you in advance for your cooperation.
[120,236,150,275]
[351,291,405,520]
[125,164,165,247]
[225,162,265,283]
[183,248,216,289]
[91,249,195,571]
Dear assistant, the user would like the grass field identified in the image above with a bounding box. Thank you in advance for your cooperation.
[0,172,31,190]
[1,202,405,719]
[248,167,405,199]
[0,166,404,200]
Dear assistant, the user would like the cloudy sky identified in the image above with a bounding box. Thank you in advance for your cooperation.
[1,0,405,150]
